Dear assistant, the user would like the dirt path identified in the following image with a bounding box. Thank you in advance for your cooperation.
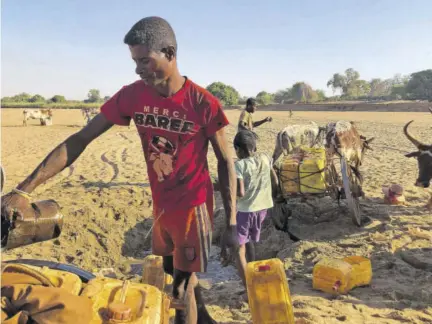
[2,109,432,323]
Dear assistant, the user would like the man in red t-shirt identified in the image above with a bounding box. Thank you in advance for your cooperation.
[2,17,238,324]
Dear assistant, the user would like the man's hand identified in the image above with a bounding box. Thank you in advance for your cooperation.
[266,116,273,122]
[220,225,239,267]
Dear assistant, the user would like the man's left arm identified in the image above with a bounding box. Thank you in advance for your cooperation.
[253,117,272,128]
[209,129,237,226]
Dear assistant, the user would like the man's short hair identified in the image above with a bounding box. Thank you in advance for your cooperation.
[234,130,257,152]
[246,98,256,107]
[124,16,177,54]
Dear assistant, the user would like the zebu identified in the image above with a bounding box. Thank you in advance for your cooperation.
[404,121,432,209]
[271,121,369,227]
[23,109,53,126]
[325,121,374,183]
[272,122,327,162]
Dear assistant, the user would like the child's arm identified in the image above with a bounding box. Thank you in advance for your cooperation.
[237,178,245,197]
[270,166,279,198]
[234,161,245,197]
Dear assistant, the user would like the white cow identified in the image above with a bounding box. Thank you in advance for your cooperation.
[272,122,326,162]
[23,109,53,126]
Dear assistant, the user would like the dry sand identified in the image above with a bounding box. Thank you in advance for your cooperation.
[1,108,431,324]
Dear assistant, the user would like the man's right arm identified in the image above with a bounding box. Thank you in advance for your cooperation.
[16,114,113,193]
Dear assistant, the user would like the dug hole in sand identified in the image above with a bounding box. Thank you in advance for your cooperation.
[1,109,432,323]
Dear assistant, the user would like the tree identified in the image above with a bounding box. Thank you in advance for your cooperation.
[369,78,387,97]
[1,97,12,103]
[256,91,274,105]
[327,73,347,94]
[103,96,111,102]
[8,92,32,102]
[28,94,45,103]
[315,89,327,101]
[50,95,66,103]
[327,68,360,96]
[345,68,360,85]
[347,80,370,97]
[238,96,249,105]
[291,82,318,103]
[274,88,293,104]
[405,69,432,101]
[206,82,239,106]
[87,89,102,103]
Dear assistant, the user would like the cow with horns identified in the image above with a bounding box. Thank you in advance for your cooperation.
[404,120,432,209]
[325,121,374,199]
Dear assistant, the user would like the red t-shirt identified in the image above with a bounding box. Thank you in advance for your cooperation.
[100,78,229,212]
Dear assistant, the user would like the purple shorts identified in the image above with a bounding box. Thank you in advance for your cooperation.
[236,209,268,245]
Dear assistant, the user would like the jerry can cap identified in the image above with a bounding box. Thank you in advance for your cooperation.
[107,302,132,321]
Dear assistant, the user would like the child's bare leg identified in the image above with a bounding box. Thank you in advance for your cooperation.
[236,244,247,286]
[245,241,256,263]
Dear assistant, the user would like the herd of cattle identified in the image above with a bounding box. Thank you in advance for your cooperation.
[22,108,99,126]
[18,107,432,209]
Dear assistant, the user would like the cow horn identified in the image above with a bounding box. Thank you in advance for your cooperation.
[428,107,432,114]
[403,120,424,148]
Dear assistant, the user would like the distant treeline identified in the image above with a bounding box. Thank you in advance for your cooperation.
[206,68,432,106]
[2,68,431,109]
[1,102,101,109]
[1,89,107,109]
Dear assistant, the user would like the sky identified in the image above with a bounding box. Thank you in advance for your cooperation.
[2,0,432,100]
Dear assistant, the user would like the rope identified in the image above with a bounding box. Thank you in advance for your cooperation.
[372,145,411,154]
[143,208,165,240]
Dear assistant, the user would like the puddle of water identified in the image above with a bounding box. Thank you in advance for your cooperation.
[197,246,240,285]
[127,245,241,286]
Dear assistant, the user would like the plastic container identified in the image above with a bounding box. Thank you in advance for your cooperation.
[300,148,326,194]
[278,157,300,195]
[245,258,295,324]
[312,258,353,294]
[81,277,170,324]
[1,263,82,295]
[313,257,372,294]
[141,255,173,292]
[343,256,372,291]
[1,199,63,251]
[28,264,82,295]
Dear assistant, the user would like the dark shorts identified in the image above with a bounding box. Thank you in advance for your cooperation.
[236,209,268,245]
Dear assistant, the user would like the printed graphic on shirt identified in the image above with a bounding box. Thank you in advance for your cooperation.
[149,136,178,182]
[134,105,195,134]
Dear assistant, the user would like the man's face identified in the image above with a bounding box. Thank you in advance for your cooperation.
[129,44,174,87]
[247,103,257,113]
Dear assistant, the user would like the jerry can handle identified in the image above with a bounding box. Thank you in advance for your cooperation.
[119,280,130,303]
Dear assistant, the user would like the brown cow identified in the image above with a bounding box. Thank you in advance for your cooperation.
[404,121,432,209]
[325,121,374,184]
